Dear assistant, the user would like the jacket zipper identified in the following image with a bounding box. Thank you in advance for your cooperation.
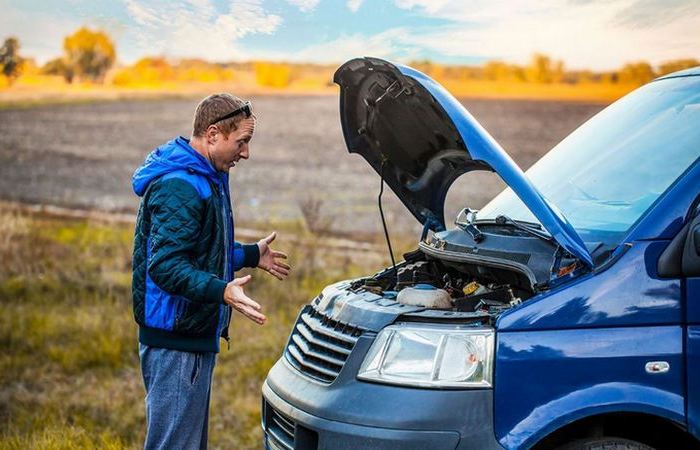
[223,184,232,350]
[216,183,230,350]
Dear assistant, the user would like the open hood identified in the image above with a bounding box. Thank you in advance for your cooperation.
[333,57,593,268]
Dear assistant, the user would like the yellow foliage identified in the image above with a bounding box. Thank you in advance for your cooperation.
[175,59,235,83]
[617,61,655,85]
[14,74,66,88]
[483,61,525,81]
[2,48,698,102]
[112,58,236,87]
[19,58,39,76]
[113,57,174,86]
[525,53,564,83]
[63,27,116,82]
[254,62,293,88]
[658,58,699,76]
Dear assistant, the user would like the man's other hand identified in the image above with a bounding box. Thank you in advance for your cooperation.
[223,275,266,325]
[257,232,291,280]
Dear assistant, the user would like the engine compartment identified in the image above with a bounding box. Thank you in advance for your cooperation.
[349,249,533,316]
[345,221,586,318]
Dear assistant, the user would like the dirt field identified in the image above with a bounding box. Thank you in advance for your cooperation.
[0,95,605,234]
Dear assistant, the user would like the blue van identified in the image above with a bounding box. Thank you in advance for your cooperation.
[261,57,700,450]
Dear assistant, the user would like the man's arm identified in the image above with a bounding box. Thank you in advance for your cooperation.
[147,178,227,304]
[232,241,260,272]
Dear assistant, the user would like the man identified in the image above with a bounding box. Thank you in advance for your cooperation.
[131,93,290,449]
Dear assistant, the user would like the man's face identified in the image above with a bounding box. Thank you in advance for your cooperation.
[208,117,255,172]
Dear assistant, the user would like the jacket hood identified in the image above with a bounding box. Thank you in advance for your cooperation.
[132,136,220,196]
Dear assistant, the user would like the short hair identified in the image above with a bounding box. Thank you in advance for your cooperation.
[192,93,247,137]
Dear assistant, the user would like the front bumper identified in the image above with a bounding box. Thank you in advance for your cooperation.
[262,333,504,450]
[263,381,460,450]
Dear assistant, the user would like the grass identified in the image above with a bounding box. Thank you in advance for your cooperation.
[0,205,388,449]
[0,76,338,110]
[441,78,635,102]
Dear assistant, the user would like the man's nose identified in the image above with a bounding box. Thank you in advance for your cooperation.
[240,144,250,159]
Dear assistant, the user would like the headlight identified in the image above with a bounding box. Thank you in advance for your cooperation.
[357,323,494,388]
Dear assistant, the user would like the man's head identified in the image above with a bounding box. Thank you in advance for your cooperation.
[191,93,256,172]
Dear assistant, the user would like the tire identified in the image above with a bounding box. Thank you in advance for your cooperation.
[557,437,654,450]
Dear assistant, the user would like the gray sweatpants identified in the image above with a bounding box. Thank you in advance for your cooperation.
[139,343,217,450]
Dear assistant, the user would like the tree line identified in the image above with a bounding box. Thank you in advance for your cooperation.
[410,54,699,87]
[0,27,698,89]
[1,28,115,84]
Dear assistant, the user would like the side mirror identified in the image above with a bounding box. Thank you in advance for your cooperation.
[658,208,700,278]
[683,222,700,276]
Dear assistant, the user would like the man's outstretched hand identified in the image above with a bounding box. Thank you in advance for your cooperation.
[257,232,291,280]
[223,275,266,325]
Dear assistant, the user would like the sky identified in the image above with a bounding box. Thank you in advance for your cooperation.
[1,0,699,71]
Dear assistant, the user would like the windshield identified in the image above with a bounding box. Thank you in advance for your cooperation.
[479,75,700,248]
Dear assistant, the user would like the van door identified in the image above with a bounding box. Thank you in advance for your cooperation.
[683,212,700,439]
[688,276,700,438]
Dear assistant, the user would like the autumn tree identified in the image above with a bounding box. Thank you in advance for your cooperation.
[254,62,293,88]
[41,57,75,83]
[483,61,509,80]
[658,59,700,76]
[526,54,548,82]
[617,62,655,85]
[63,27,116,82]
[112,57,175,86]
[483,61,525,81]
[0,37,23,83]
[526,53,564,83]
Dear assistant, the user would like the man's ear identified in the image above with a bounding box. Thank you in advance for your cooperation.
[206,126,218,145]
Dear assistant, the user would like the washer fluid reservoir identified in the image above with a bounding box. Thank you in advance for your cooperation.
[396,284,452,309]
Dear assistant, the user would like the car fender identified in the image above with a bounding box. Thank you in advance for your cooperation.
[501,382,685,449]
[494,326,685,449]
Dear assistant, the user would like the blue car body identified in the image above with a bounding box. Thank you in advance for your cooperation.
[262,59,700,449]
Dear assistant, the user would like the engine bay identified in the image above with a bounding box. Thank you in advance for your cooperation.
[347,226,583,318]
[349,253,530,317]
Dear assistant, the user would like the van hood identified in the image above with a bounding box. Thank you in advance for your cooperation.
[333,57,593,268]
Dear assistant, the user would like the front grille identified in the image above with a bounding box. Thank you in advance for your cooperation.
[284,306,363,383]
[263,400,319,450]
[267,407,295,450]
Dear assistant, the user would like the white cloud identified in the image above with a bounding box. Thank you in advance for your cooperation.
[0,4,81,64]
[122,0,282,62]
[285,0,321,12]
[394,0,452,15]
[347,0,364,12]
[3,0,697,70]
[391,0,700,70]
[253,28,419,64]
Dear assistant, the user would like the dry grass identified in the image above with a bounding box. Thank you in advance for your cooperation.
[440,79,636,102]
[0,205,384,449]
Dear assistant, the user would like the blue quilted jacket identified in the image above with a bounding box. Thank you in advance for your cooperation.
[131,137,259,352]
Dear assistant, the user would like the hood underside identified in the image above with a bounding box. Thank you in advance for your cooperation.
[333,58,489,232]
[333,57,593,267]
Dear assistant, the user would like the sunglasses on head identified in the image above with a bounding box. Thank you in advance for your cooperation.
[208,101,252,127]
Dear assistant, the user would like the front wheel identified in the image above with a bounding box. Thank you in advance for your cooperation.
[558,437,654,450]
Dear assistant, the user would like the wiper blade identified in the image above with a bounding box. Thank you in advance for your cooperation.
[487,214,554,242]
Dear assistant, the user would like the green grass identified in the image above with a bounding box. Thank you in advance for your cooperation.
[0,206,379,449]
